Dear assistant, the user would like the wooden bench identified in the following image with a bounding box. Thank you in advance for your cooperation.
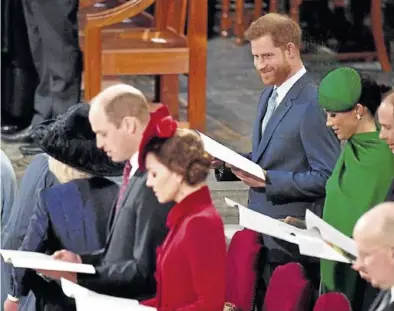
[81,0,207,131]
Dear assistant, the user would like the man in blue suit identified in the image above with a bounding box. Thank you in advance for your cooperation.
[215,13,340,288]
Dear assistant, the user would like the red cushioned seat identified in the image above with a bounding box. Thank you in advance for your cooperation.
[263,262,312,311]
[313,292,352,311]
[225,228,262,311]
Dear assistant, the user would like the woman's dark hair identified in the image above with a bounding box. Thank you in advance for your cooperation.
[144,130,210,185]
[358,74,392,115]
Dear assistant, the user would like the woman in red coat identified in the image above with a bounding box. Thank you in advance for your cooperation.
[138,106,226,311]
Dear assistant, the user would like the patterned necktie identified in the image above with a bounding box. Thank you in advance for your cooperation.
[261,89,278,135]
[376,291,392,311]
[115,161,132,213]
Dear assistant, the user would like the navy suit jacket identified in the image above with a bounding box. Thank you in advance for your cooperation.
[11,177,118,310]
[1,154,57,311]
[217,73,340,263]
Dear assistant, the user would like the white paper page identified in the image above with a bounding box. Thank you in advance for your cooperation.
[0,250,95,274]
[61,278,92,298]
[305,210,358,258]
[225,198,353,263]
[225,198,315,244]
[75,296,156,311]
[296,233,351,263]
[61,279,153,311]
[197,131,265,180]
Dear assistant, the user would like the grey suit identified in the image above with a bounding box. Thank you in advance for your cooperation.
[77,169,173,300]
[217,73,340,265]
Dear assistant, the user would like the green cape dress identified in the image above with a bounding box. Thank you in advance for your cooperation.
[321,131,394,309]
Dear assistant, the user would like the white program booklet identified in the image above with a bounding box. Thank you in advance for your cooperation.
[0,250,95,274]
[197,131,266,181]
[61,279,156,311]
[225,198,358,263]
[224,224,244,242]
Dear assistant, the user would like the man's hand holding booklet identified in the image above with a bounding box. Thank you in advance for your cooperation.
[225,198,358,264]
[228,164,266,187]
[196,131,266,184]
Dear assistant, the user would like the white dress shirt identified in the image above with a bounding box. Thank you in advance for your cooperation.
[274,66,307,108]
[129,152,139,179]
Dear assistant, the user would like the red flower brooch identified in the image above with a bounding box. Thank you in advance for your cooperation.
[156,115,178,138]
[138,105,178,170]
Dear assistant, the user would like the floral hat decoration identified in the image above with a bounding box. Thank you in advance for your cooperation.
[138,105,178,171]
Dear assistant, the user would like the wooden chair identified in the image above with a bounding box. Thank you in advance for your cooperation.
[80,0,100,9]
[78,0,154,36]
[81,0,207,131]
[220,0,278,45]
[289,0,392,72]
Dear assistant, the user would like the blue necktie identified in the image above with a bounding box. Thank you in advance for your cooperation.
[261,89,278,135]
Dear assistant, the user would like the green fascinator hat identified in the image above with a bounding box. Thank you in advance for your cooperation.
[318,67,362,112]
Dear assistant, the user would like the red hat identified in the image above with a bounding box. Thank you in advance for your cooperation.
[138,105,178,170]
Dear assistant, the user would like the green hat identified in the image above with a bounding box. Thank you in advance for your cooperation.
[318,67,362,112]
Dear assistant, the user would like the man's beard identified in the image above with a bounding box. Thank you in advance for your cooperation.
[260,60,292,86]
[275,60,292,85]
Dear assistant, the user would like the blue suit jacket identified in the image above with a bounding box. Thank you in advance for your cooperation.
[1,154,57,311]
[11,177,118,310]
[218,73,340,263]
[0,149,17,227]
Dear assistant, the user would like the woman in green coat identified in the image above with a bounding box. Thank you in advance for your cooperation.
[318,67,394,311]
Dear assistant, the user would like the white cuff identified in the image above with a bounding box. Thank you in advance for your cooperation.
[7,294,19,302]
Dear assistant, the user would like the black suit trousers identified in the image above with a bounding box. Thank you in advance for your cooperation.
[21,0,82,124]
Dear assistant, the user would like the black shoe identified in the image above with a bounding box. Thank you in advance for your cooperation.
[19,143,42,156]
[1,124,28,135]
[1,125,34,143]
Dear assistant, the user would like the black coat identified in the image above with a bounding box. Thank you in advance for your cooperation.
[77,170,174,301]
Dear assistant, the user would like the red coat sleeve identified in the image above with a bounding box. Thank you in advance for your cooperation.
[140,297,157,307]
[176,216,226,311]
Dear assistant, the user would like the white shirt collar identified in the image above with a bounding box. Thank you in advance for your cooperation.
[275,66,307,107]
[129,152,139,179]
[390,287,394,303]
